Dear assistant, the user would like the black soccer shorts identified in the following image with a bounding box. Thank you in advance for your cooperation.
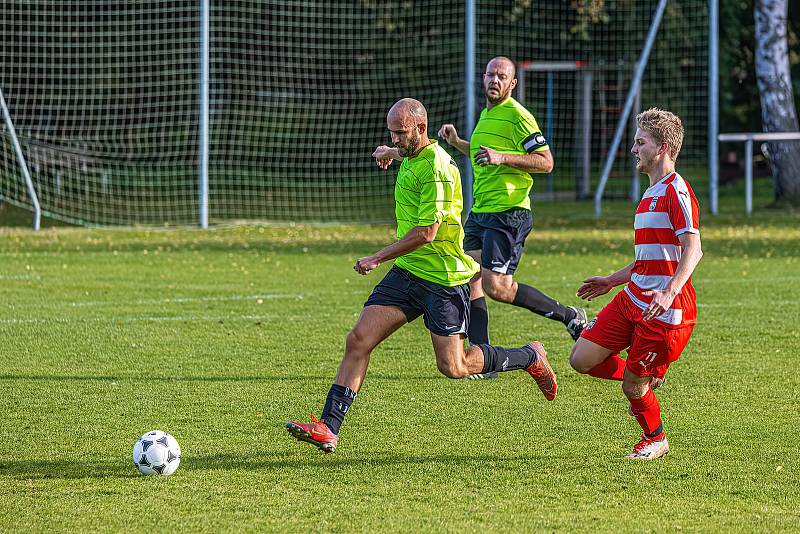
[364,266,470,337]
[463,208,533,275]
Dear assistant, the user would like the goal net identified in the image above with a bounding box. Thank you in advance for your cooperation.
[0,1,707,226]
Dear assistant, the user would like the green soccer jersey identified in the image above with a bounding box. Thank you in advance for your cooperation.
[469,97,549,213]
[393,140,479,287]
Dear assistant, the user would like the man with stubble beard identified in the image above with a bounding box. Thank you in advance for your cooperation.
[286,98,557,453]
[438,57,587,377]
[374,59,586,380]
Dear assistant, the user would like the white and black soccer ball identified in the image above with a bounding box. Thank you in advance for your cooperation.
[132,430,181,476]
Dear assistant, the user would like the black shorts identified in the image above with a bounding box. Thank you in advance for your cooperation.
[463,208,533,275]
[364,266,470,337]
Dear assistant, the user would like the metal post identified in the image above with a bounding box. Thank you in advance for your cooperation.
[744,137,753,215]
[580,70,592,199]
[630,83,641,202]
[463,0,475,213]
[198,0,210,228]
[0,87,41,230]
[709,0,719,215]
[546,71,554,193]
[594,0,668,216]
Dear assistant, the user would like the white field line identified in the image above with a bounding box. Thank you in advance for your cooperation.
[1,293,305,310]
[696,301,793,308]
[0,275,43,280]
[543,276,800,290]
[66,293,304,308]
[0,314,301,325]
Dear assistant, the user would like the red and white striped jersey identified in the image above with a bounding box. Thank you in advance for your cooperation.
[623,172,700,328]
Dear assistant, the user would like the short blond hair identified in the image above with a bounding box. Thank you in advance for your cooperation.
[636,108,684,161]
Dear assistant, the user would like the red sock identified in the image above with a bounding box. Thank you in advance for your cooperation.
[588,354,625,381]
[628,388,664,438]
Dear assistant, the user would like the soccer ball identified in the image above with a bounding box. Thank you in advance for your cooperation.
[132,430,181,476]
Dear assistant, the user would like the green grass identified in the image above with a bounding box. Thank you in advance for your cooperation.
[1,200,799,532]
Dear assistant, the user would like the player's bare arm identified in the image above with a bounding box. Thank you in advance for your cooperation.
[372,145,402,170]
[473,145,554,173]
[577,262,635,301]
[642,232,703,321]
[354,222,440,275]
[437,124,470,155]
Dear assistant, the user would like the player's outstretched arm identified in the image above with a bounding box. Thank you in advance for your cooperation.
[474,145,554,173]
[372,145,402,170]
[642,232,703,321]
[577,262,634,301]
[354,223,440,275]
[437,124,470,156]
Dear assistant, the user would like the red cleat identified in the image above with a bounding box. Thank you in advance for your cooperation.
[525,341,557,401]
[286,415,338,453]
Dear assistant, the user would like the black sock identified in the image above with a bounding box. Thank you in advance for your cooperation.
[478,344,536,373]
[467,297,490,345]
[320,384,357,435]
[645,423,664,440]
[511,283,575,324]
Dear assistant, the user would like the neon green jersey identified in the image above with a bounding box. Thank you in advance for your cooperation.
[469,98,549,213]
[393,140,479,287]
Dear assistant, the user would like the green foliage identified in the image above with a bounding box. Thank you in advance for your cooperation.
[0,204,798,531]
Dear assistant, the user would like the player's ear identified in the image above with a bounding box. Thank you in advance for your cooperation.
[510,78,518,90]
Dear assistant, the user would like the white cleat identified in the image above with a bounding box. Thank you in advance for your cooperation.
[463,372,499,380]
[625,433,669,460]
[565,306,588,341]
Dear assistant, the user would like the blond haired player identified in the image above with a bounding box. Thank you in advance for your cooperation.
[569,108,703,460]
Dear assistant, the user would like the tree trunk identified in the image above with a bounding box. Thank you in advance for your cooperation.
[754,0,800,204]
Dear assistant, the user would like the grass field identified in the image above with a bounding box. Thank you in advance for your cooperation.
[1,199,799,532]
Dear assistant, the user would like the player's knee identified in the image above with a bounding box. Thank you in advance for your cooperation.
[569,346,591,374]
[345,328,369,353]
[622,379,647,400]
[436,358,466,379]
[482,276,512,302]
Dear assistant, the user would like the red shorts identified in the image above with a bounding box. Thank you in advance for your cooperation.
[580,291,694,378]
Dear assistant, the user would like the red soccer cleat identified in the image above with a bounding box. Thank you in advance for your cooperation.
[625,433,669,460]
[525,341,557,401]
[286,415,338,453]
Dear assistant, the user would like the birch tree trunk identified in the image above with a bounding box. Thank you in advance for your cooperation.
[754,0,800,203]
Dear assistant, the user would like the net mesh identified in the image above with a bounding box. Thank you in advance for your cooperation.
[477,1,708,200]
[0,2,199,225]
[0,1,707,226]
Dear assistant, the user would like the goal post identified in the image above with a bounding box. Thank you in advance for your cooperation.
[0,86,40,229]
[516,60,592,199]
[0,1,710,227]
[594,0,668,216]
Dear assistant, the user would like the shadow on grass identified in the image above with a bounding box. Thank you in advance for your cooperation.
[0,373,452,383]
[2,230,798,258]
[181,451,536,471]
[0,459,137,480]
[0,450,537,481]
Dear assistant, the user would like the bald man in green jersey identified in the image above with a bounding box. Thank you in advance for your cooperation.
[286,98,557,453]
[437,57,587,364]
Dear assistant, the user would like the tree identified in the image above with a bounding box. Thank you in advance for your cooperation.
[754,0,800,203]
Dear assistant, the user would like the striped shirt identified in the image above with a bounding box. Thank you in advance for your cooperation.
[624,172,700,328]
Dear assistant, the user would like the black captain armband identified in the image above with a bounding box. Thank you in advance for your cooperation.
[522,132,548,153]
